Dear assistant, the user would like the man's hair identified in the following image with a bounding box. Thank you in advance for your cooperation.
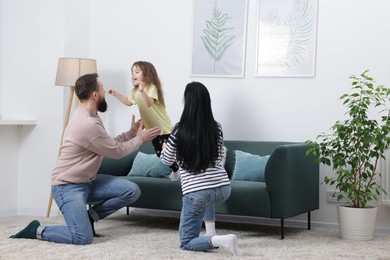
[75,73,99,101]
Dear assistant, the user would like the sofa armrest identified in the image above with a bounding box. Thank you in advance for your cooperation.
[265,143,319,219]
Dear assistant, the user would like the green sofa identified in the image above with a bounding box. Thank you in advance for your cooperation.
[97,140,319,239]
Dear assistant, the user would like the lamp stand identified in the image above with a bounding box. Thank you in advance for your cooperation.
[46,86,77,217]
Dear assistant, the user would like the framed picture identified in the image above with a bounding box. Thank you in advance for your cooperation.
[256,0,319,77]
[191,0,248,78]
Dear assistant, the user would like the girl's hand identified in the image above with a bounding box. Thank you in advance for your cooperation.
[107,88,116,95]
[138,82,145,92]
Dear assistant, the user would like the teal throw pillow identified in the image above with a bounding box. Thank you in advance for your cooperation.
[128,152,171,178]
[232,150,270,182]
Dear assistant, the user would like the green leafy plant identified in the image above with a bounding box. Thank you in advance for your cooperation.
[201,1,235,72]
[306,70,390,208]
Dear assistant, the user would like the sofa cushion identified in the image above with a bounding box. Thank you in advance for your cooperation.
[128,152,171,178]
[232,150,270,182]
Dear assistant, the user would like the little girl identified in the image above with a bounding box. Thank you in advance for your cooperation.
[108,61,179,175]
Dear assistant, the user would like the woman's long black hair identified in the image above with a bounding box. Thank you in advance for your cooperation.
[175,82,222,173]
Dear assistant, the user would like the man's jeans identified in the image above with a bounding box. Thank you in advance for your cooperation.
[39,174,140,245]
[179,185,231,251]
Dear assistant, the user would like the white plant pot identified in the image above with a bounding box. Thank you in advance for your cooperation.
[337,205,377,241]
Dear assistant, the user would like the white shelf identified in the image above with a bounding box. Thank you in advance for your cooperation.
[0,119,37,126]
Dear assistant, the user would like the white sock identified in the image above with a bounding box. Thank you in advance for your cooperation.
[169,171,180,181]
[211,234,243,256]
[204,221,216,236]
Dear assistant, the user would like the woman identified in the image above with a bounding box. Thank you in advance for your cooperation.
[161,81,243,256]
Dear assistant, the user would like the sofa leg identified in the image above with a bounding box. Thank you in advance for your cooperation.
[307,211,311,230]
[280,219,284,240]
[126,207,129,215]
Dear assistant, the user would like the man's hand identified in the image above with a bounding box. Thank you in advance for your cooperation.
[129,115,142,137]
[137,126,161,143]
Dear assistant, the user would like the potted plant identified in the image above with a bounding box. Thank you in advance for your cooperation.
[306,70,390,240]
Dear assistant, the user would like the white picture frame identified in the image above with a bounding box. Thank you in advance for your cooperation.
[256,0,319,77]
[191,0,248,78]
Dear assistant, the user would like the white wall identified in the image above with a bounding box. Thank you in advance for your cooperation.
[0,0,65,215]
[0,1,2,119]
[0,127,18,215]
[1,0,390,230]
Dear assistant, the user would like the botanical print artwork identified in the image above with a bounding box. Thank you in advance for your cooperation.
[201,2,236,73]
[256,0,318,77]
[192,0,248,77]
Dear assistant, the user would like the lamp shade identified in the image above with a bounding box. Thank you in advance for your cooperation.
[55,58,97,87]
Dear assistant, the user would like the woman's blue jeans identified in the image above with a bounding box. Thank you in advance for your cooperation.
[179,185,231,252]
[40,174,140,245]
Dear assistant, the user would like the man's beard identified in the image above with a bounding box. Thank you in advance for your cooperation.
[97,97,108,112]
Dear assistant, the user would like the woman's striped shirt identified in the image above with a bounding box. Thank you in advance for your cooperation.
[160,124,230,195]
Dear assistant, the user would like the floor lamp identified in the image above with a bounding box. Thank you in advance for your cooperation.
[45,58,97,217]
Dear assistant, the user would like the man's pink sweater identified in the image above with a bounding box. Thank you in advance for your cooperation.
[51,107,142,185]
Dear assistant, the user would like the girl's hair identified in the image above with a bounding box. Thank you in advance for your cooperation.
[75,73,99,101]
[176,81,222,173]
[131,61,165,107]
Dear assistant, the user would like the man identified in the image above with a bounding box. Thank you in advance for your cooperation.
[10,73,161,244]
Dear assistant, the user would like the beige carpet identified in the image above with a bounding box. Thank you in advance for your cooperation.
[1,211,390,260]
